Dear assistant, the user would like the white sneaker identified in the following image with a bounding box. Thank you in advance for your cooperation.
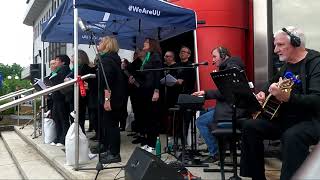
[50,142,56,146]
[56,143,64,147]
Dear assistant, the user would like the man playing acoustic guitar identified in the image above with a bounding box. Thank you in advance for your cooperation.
[240,26,320,180]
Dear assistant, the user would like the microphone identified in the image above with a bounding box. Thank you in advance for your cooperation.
[191,62,208,66]
[78,17,90,32]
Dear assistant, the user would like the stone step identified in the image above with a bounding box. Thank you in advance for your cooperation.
[14,125,126,180]
[1,131,64,180]
[0,138,22,179]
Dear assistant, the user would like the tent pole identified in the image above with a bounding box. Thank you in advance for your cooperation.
[73,0,80,171]
[193,30,200,91]
[41,42,45,143]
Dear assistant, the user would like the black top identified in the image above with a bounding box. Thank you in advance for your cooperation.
[127,58,143,89]
[262,49,320,130]
[205,57,249,122]
[87,66,98,109]
[50,65,71,101]
[64,64,92,103]
[139,52,162,91]
[176,60,196,94]
[99,52,127,110]
[160,63,180,109]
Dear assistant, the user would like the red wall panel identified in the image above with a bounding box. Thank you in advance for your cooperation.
[171,0,252,107]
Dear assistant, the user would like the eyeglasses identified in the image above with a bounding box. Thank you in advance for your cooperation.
[164,55,173,58]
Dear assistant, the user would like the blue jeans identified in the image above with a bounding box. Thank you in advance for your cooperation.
[196,109,217,156]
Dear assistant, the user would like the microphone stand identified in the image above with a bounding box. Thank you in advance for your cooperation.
[76,31,124,180]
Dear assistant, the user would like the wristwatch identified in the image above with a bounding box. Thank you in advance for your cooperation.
[105,97,110,102]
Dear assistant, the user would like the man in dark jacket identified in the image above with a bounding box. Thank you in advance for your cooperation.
[192,46,248,162]
[240,26,320,180]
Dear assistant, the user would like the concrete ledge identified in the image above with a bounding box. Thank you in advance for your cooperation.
[0,125,14,132]
[14,126,102,180]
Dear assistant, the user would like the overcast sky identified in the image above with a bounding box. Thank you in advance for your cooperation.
[0,0,33,67]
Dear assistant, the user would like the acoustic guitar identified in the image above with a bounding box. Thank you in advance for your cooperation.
[253,72,300,120]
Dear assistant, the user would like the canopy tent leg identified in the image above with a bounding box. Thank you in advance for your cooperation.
[193,30,200,91]
[73,0,80,171]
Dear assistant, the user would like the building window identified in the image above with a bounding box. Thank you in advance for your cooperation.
[49,43,67,60]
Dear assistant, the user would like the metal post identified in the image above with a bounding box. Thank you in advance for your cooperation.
[41,43,45,142]
[193,30,201,91]
[17,104,20,126]
[33,98,37,139]
[73,1,80,170]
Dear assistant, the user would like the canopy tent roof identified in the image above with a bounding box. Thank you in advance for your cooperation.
[41,0,197,50]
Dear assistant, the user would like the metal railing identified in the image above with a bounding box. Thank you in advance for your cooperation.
[0,88,35,102]
[0,89,28,99]
[0,88,36,126]
[0,74,96,112]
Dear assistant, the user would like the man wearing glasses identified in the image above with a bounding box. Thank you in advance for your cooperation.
[175,46,197,147]
[176,46,196,94]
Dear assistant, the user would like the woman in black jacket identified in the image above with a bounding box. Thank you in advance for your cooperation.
[130,38,162,147]
[97,36,127,164]
[64,50,92,133]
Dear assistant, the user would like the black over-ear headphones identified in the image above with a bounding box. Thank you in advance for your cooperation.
[219,47,227,60]
[282,28,301,47]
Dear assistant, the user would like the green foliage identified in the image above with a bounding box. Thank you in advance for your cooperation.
[0,63,32,96]
[0,100,15,115]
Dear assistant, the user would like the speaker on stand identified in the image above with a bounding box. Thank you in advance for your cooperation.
[30,64,42,84]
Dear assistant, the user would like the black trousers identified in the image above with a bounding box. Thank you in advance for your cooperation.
[240,118,319,180]
[129,88,143,134]
[137,89,159,147]
[52,100,70,144]
[88,107,98,132]
[102,109,121,155]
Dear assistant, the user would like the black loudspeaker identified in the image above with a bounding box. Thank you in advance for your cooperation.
[125,147,183,180]
[30,64,41,84]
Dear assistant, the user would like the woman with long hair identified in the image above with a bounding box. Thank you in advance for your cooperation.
[64,50,91,134]
[135,38,162,147]
[97,36,127,164]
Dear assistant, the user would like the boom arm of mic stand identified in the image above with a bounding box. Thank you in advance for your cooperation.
[137,66,196,72]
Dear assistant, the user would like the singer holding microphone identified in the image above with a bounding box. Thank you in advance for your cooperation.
[192,46,250,163]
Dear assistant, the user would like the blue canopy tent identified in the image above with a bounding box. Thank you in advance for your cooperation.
[41,0,197,50]
[41,0,197,169]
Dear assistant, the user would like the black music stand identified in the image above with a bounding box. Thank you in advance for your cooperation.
[210,68,261,180]
[177,94,208,167]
